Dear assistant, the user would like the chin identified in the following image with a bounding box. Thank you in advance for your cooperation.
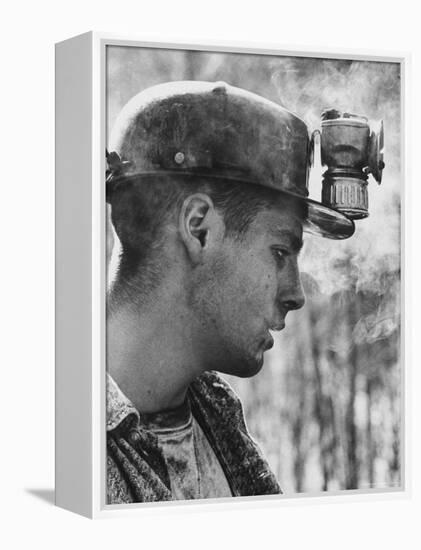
[241,356,265,378]
[220,352,264,379]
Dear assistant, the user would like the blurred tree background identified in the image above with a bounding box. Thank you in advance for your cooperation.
[107,46,401,494]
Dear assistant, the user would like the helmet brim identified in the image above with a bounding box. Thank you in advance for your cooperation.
[281,191,356,240]
[107,169,355,240]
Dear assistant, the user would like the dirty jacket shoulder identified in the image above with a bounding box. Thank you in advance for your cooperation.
[107,371,281,503]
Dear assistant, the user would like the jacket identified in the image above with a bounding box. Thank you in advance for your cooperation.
[107,371,282,503]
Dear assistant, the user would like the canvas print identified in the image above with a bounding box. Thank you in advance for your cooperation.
[105,44,401,504]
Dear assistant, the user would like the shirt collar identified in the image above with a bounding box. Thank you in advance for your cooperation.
[106,374,140,431]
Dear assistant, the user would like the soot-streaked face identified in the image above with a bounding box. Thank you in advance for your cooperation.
[193,200,306,378]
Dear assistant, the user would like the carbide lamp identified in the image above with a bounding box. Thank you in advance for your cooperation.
[315,109,385,219]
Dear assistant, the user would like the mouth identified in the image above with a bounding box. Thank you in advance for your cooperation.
[259,321,286,353]
[263,334,275,351]
[263,322,286,350]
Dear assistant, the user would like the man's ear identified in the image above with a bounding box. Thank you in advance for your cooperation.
[179,193,224,263]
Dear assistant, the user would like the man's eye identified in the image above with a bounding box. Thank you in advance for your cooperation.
[273,248,289,266]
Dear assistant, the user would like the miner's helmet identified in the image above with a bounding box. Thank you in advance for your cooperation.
[106,81,355,239]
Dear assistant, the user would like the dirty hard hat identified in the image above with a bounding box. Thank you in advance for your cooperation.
[107,81,355,239]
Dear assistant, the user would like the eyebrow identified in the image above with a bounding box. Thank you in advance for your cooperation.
[270,229,304,253]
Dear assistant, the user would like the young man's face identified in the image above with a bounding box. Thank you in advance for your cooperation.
[192,199,306,378]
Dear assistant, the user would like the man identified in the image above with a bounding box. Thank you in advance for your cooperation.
[105,81,354,503]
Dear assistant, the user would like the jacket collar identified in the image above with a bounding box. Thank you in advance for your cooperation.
[106,374,140,431]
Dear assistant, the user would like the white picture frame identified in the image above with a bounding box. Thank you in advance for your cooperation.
[55,32,408,518]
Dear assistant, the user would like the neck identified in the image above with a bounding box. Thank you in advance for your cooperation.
[107,287,203,414]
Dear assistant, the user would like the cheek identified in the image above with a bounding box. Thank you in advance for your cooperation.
[228,263,277,322]
[195,249,277,329]
[239,252,276,294]
[251,273,277,318]
[191,255,236,320]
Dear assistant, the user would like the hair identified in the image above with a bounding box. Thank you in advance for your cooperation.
[108,174,307,311]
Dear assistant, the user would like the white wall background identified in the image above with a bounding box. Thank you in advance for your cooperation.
[1,1,419,548]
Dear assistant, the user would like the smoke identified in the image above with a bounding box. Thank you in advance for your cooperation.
[269,57,401,349]
[268,57,401,304]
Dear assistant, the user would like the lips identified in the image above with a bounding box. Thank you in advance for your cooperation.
[261,334,274,351]
[264,322,286,350]
[261,321,286,352]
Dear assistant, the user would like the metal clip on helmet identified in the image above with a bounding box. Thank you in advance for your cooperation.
[106,81,385,239]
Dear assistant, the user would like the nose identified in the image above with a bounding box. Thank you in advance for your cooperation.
[282,294,305,311]
[278,262,305,312]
